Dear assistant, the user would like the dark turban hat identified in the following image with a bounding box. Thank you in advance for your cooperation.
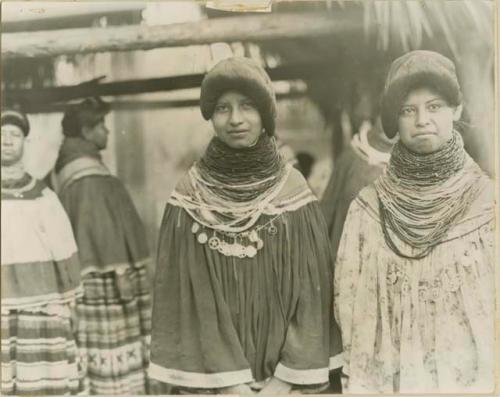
[1,108,30,136]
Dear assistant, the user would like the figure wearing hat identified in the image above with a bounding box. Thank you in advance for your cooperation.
[1,108,85,395]
[54,98,154,394]
[149,57,342,394]
[334,51,494,393]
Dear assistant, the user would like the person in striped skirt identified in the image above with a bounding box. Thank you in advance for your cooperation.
[54,97,156,394]
[1,108,85,395]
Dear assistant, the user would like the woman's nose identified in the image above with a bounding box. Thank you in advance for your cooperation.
[229,108,243,125]
[415,108,431,126]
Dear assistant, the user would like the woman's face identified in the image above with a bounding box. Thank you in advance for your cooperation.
[211,91,263,149]
[82,116,109,150]
[397,87,461,154]
[1,124,25,166]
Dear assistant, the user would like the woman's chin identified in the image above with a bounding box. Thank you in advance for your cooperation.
[225,137,253,149]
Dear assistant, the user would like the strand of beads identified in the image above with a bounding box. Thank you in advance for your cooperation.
[190,217,279,259]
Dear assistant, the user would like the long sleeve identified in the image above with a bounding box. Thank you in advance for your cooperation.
[333,199,364,377]
[275,201,342,384]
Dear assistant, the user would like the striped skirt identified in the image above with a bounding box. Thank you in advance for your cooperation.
[1,304,84,395]
[76,264,155,395]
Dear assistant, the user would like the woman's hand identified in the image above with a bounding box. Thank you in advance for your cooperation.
[258,378,292,395]
[220,383,255,395]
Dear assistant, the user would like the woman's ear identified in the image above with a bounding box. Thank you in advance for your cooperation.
[453,104,463,121]
[81,124,91,140]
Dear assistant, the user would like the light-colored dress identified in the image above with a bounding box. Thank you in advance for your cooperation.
[1,175,84,395]
[334,163,494,393]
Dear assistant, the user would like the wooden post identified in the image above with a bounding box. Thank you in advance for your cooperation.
[2,12,362,59]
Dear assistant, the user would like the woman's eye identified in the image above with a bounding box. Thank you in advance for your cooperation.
[241,102,256,110]
[7,131,23,138]
[215,105,229,113]
[400,107,415,116]
[428,103,442,111]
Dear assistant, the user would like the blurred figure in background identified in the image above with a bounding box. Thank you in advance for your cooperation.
[54,98,154,394]
[321,116,394,262]
[295,151,315,179]
[1,108,84,395]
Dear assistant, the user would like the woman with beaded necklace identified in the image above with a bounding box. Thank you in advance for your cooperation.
[1,108,84,394]
[149,57,342,394]
[334,50,495,393]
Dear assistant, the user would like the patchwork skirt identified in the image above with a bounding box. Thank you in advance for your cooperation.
[76,264,164,395]
[1,304,85,395]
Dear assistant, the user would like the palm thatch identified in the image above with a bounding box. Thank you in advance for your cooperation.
[360,0,493,58]
[270,0,493,57]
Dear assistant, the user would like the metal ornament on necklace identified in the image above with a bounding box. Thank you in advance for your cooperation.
[190,215,279,259]
[1,173,35,198]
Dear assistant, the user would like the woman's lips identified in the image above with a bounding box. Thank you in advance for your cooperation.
[414,131,436,137]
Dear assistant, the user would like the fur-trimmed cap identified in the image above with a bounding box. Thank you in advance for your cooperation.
[1,108,30,136]
[381,50,462,138]
[200,57,277,136]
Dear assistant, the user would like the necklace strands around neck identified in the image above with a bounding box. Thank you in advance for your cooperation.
[174,133,288,258]
[1,173,35,198]
[375,130,483,259]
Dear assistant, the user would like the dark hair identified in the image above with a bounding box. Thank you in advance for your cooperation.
[61,97,110,137]
[296,151,315,179]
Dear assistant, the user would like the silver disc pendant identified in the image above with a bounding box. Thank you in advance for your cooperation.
[249,230,259,242]
[246,246,257,258]
[197,232,208,244]
[237,244,247,259]
[208,236,220,250]
[191,222,200,233]
[268,225,278,235]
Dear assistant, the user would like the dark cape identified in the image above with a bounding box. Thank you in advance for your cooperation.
[149,166,342,389]
[55,137,149,275]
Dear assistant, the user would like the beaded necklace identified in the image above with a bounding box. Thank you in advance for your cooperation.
[1,172,36,198]
[171,133,289,258]
[374,130,484,259]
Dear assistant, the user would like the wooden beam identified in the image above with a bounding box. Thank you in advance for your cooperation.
[3,62,333,105]
[2,12,362,59]
[19,92,307,114]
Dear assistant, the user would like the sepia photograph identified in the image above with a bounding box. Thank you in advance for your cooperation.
[1,0,497,395]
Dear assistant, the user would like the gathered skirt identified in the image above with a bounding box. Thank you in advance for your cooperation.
[1,304,84,395]
[76,265,155,395]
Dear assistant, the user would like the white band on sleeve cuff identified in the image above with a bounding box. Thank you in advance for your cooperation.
[329,353,344,369]
[274,363,329,385]
[148,362,253,388]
